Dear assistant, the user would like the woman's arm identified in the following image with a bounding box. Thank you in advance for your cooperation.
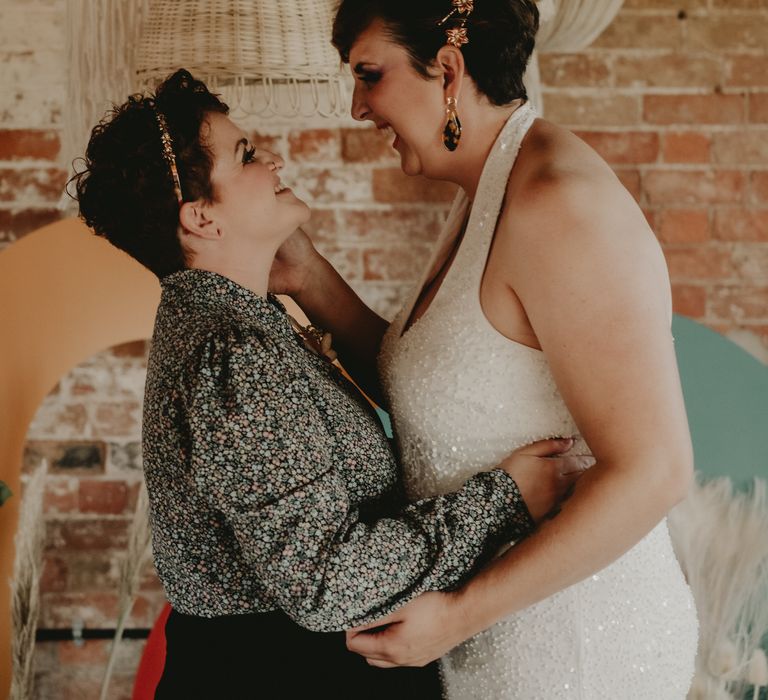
[346,170,694,666]
[187,326,582,634]
[270,228,389,402]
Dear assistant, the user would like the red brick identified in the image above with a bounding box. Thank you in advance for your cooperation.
[734,245,768,280]
[25,440,106,476]
[664,246,737,279]
[662,132,711,163]
[614,54,723,89]
[543,94,640,128]
[538,54,612,88]
[750,94,768,123]
[727,55,768,87]
[79,479,132,515]
[0,129,60,160]
[752,172,768,204]
[591,15,682,49]
[341,128,399,163]
[288,129,340,163]
[671,284,707,318]
[713,208,768,241]
[372,169,457,204]
[644,94,745,125]
[710,285,768,321]
[0,167,67,202]
[712,131,768,164]
[363,244,433,281]
[40,556,68,593]
[44,479,78,514]
[247,131,283,153]
[687,17,768,51]
[57,640,109,666]
[66,552,120,591]
[615,169,642,202]
[295,167,372,203]
[340,209,442,245]
[576,131,659,164]
[46,519,130,551]
[0,207,61,242]
[643,169,745,205]
[92,401,141,437]
[657,209,710,243]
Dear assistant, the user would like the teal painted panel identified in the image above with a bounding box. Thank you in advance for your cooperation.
[673,315,768,483]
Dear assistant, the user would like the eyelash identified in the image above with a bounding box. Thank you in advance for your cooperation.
[242,145,256,164]
[359,72,381,85]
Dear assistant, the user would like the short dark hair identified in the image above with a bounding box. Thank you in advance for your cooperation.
[71,69,229,278]
[332,0,539,106]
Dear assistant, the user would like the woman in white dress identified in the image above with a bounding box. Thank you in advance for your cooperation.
[270,0,699,696]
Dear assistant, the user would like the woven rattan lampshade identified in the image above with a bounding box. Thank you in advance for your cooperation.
[134,0,347,117]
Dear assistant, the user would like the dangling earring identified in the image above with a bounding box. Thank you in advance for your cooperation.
[443,97,462,152]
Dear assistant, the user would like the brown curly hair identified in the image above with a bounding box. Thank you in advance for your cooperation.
[71,69,229,278]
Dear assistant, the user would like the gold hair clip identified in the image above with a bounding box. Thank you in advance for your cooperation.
[153,109,183,204]
[437,0,474,48]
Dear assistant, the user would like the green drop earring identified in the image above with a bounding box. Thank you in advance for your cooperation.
[443,96,462,152]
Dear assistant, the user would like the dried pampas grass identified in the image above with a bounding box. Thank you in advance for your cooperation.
[100,480,152,700]
[10,463,47,700]
[668,476,768,699]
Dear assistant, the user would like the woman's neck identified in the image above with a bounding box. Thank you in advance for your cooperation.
[191,243,277,298]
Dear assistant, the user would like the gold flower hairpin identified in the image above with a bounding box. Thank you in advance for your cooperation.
[438,0,474,48]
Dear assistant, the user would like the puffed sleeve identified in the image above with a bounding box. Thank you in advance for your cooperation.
[187,326,534,632]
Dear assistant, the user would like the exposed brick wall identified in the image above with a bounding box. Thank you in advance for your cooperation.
[1,0,766,697]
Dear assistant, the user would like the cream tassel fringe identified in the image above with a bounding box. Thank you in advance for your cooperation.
[100,481,152,700]
[59,0,149,211]
[9,463,47,700]
[668,476,768,699]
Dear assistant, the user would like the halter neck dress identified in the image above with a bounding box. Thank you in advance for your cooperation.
[378,103,698,699]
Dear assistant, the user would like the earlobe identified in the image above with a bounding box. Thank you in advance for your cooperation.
[179,200,222,240]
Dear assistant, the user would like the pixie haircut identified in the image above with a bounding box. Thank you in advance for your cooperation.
[72,69,229,278]
[332,0,539,106]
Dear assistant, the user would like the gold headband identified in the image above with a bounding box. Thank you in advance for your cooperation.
[437,0,474,47]
[153,108,183,204]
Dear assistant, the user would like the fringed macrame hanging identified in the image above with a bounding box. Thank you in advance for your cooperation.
[133,1,348,119]
[61,0,150,206]
[525,0,625,114]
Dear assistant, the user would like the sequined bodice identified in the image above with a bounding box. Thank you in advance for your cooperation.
[378,104,697,699]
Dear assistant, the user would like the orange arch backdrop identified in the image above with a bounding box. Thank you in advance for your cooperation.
[0,218,161,695]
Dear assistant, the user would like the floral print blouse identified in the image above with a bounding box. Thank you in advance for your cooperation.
[142,269,534,632]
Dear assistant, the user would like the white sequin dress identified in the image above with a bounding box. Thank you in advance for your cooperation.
[379,103,698,699]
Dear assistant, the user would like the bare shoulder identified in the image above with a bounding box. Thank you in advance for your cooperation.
[497,118,663,270]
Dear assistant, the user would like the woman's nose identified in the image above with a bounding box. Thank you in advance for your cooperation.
[351,85,370,122]
[265,153,284,170]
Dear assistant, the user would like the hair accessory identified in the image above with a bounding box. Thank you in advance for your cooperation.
[443,96,462,151]
[153,108,183,204]
[437,0,474,47]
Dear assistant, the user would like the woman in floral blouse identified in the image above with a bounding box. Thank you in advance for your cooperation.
[72,70,586,699]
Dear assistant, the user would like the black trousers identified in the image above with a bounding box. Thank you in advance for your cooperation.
[155,608,443,699]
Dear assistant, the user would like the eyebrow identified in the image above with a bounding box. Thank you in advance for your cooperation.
[234,137,248,157]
